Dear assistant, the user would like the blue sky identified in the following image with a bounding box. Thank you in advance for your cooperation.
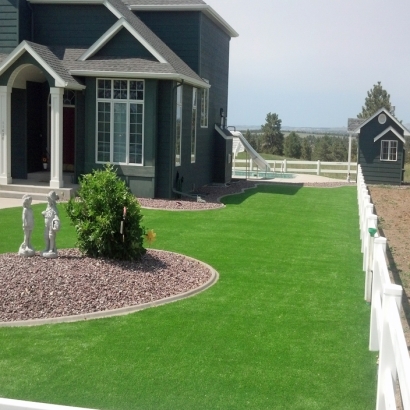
[206,0,410,128]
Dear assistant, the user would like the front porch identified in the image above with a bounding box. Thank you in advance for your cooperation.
[0,171,78,202]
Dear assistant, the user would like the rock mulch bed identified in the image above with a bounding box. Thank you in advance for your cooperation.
[0,249,211,322]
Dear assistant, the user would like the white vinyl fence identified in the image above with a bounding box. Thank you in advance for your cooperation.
[358,165,410,409]
[233,158,357,178]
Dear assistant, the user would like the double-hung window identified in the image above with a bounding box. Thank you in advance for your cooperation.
[96,79,144,165]
[200,82,209,128]
[191,88,197,163]
[380,140,398,161]
[175,85,182,166]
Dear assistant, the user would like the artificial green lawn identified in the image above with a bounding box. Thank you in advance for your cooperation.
[0,184,376,409]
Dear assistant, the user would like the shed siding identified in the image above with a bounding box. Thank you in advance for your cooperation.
[0,0,18,53]
[358,116,404,185]
[32,4,117,47]
[134,11,200,72]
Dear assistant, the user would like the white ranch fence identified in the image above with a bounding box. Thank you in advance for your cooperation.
[358,164,410,409]
[233,158,357,178]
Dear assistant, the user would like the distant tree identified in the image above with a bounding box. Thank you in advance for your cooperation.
[244,129,255,149]
[301,138,313,160]
[332,138,347,161]
[314,135,333,161]
[357,81,392,119]
[261,112,284,155]
[284,131,301,158]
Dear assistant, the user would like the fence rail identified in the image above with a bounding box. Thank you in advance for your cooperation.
[357,165,410,409]
[233,158,357,177]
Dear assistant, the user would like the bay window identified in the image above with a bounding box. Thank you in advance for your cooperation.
[96,79,144,165]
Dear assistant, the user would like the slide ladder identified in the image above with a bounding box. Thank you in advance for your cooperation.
[231,130,271,172]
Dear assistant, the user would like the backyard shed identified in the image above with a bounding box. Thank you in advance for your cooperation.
[348,108,409,185]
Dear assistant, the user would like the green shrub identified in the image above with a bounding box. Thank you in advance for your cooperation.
[66,164,146,260]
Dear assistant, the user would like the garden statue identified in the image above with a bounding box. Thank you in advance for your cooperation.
[18,194,35,257]
[41,191,61,259]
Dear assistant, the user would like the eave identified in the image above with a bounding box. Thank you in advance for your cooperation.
[69,70,211,88]
[128,4,239,38]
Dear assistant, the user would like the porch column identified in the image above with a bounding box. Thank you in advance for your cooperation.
[0,86,12,185]
[49,87,64,189]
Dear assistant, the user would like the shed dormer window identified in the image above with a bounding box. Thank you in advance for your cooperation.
[380,140,398,161]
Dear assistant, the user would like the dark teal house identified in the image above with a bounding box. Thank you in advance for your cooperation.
[348,108,409,185]
[0,0,237,198]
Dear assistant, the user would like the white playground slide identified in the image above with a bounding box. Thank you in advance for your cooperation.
[231,130,271,172]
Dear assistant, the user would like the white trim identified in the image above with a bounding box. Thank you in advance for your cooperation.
[0,41,86,90]
[79,18,167,63]
[103,0,123,19]
[0,86,12,184]
[191,87,197,163]
[380,140,398,162]
[70,70,210,88]
[128,4,239,38]
[214,124,233,140]
[95,78,145,166]
[352,107,410,137]
[373,126,405,144]
[49,87,64,188]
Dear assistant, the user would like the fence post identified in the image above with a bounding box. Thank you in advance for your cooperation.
[369,236,387,351]
[317,160,321,176]
[365,227,378,302]
[376,284,403,410]
[283,158,287,173]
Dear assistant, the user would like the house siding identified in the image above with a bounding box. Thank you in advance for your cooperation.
[134,11,200,72]
[95,28,157,60]
[0,0,18,53]
[358,116,404,185]
[32,4,117,47]
[155,80,174,198]
[11,87,27,178]
[83,77,157,198]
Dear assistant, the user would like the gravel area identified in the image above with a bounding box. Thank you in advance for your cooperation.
[0,249,212,322]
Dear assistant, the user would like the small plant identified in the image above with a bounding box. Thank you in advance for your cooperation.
[66,164,147,260]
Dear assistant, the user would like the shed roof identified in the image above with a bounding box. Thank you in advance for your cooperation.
[347,108,410,137]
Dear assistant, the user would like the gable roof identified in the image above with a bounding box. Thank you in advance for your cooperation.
[348,107,410,137]
[0,41,85,89]
[24,0,215,88]
[125,0,239,37]
[373,126,406,144]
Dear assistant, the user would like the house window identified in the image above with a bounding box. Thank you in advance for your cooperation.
[96,79,144,165]
[191,88,197,163]
[380,140,398,161]
[200,83,209,128]
[175,85,182,166]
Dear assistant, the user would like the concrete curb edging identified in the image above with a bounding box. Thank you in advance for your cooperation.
[0,251,219,327]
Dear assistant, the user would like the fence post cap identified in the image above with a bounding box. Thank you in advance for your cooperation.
[368,227,377,237]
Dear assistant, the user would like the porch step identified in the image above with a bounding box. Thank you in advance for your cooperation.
[0,185,77,201]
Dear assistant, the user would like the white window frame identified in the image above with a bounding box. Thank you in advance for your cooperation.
[191,87,197,163]
[380,140,398,161]
[175,85,183,167]
[200,80,209,128]
[95,78,144,166]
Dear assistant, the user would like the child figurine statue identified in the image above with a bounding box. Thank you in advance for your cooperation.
[18,194,35,257]
[41,191,61,259]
